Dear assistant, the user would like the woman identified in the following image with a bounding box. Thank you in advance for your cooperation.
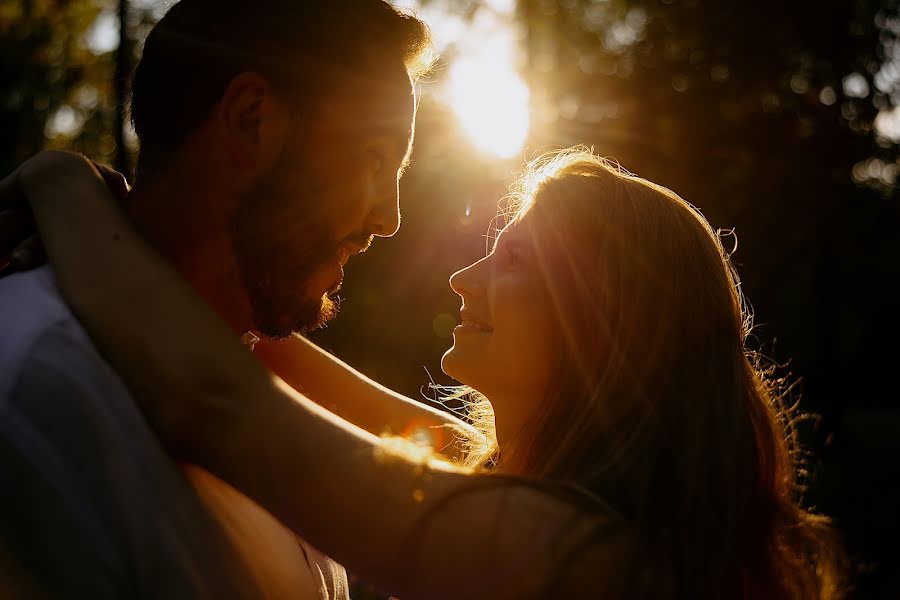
[1,149,844,599]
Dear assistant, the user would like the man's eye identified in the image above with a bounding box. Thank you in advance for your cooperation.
[368,149,385,174]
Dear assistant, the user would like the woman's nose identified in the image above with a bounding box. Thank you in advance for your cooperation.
[449,258,485,298]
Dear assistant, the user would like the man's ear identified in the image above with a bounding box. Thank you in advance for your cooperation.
[217,72,290,177]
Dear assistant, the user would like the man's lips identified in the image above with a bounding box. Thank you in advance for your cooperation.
[337,236,372,267]
[337,246,352,267]
[317,236,373,296]
[337,243,361,267]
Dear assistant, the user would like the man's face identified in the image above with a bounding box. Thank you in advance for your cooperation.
[229,77,415,338]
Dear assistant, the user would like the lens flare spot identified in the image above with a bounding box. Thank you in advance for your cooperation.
[433,313,458,338]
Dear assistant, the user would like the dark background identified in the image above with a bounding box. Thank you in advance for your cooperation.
[2,1,898,597]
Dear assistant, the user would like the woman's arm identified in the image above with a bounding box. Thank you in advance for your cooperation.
[11,152,628,599]
[255,335,477,461]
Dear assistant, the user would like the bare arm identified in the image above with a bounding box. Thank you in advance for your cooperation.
[7,152,629,599]
[255,335,477,461]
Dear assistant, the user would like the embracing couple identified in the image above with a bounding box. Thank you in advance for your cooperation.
[0,1,844,599]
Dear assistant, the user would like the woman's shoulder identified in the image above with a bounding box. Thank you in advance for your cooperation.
[476,480,640,599]
[546,499,638,598]
[550,509,675,600]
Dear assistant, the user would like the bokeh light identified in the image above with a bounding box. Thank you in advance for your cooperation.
[448,49,530,159]
[396,0,530,159]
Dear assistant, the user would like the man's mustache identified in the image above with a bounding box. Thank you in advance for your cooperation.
[343,233,375,254]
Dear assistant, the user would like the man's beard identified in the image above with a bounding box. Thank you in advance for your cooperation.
[228,158,341,339]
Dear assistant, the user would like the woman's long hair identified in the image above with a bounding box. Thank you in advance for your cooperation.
[453,148,845,599]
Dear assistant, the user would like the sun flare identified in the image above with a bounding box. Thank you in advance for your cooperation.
[448,51,530,159]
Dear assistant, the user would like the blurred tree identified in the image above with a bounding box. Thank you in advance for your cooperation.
[113,0,132,175]
[0,0,108,175]
[0,0,157,178]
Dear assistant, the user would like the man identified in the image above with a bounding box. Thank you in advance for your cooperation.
[0,1,432,597]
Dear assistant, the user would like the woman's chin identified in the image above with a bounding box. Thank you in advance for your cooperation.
[440,347,457,379]
[440,345,469,384]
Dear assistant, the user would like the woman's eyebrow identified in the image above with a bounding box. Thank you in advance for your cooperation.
[397,132,414,176]
[493,235,531,254]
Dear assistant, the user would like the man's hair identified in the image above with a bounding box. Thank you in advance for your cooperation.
[129,0,432,178]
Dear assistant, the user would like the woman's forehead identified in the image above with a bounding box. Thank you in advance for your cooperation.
[493,211,538,248]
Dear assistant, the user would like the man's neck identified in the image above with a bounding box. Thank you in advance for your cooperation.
[124,165,254,335]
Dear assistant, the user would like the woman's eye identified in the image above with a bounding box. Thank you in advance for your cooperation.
[504,247,520,267]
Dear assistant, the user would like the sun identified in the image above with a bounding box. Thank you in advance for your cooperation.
[448,51,530,159]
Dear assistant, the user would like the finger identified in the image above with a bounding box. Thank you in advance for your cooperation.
[9,235,46,271]
[90,161,130,202]
[0,208,35,255]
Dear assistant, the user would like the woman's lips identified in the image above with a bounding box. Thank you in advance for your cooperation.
[455,314,493,334]
[459,320,492,331]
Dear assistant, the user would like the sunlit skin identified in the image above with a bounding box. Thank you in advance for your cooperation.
[123,72,417,339]
[441,213,558,448]
[228,76,416,337]
[288,78,416,297]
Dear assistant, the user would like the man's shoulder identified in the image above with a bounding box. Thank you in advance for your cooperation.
[0,265,145,469]
[0,265,150,452]
[0,265,69,320]
[0,273,265,598]
[0,266,101,398]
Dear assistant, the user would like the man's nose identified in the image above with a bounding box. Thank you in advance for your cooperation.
[370,183,401,238]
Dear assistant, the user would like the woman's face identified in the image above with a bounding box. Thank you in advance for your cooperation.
[441,212,559,444]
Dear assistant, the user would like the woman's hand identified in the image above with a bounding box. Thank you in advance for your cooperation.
[0,151,129,274]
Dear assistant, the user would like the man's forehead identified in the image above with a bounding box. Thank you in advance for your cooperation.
[328,72,415,136]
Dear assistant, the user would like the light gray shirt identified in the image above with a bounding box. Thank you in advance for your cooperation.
[0,266,347,599]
